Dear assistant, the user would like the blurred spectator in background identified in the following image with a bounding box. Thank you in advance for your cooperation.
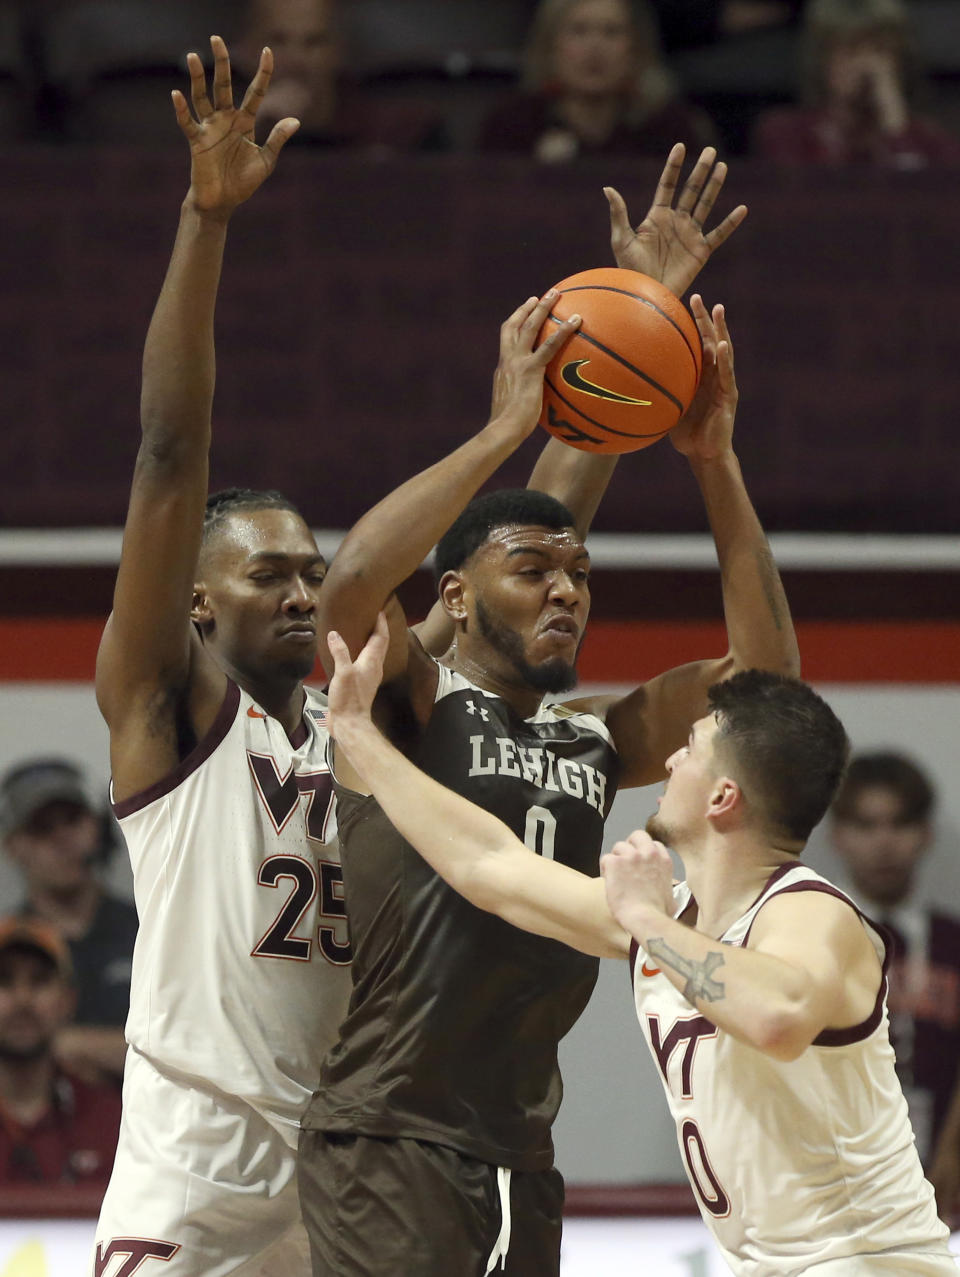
[477,0,715,162]
[827,751,960,1168]
[753,0,960,166]
[236,0,446,151]
[0,759,136,1085]
[0,918,121,1185]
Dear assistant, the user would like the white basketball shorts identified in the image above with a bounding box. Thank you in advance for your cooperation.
[91,1050,310,1277]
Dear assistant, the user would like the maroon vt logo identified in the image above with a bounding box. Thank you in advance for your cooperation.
[94,1239,179,1275]
[247,752,334,843]
[647,1013,717,1099]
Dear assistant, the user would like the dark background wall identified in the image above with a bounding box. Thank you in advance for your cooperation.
[3,150,959,535]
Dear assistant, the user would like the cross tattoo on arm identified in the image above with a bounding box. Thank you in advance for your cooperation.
[646,938,726,1004]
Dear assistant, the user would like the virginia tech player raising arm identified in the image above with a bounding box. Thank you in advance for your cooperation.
[90,40,352,1277]
[96,39,301,787]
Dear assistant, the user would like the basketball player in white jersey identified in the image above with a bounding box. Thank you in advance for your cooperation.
[320,613,957,1275]
[90,37,346,1277]
[90,35,651,1276]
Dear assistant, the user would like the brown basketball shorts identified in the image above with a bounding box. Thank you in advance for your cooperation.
[297,1129,564,1276]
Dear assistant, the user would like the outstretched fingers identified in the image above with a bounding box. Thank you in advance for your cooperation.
[650,142,686,209]
[262,117,300,167]
[239,44,273,121]
[186,49,214,119]
[210,35,233,112]
[675,146,717,217]
[171,88,199,140]
[703,203,748,251]
[604,185,633,241]
[690,158,727,225]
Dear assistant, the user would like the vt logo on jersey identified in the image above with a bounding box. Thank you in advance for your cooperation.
[94,1238,179,1274]
[561,359,652,406]
[247,752,334,843]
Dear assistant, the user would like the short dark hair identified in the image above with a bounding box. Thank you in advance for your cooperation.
[202,488,304,545]
[708,670,850,844]
[434,489,576,580]
[831,751,935,824]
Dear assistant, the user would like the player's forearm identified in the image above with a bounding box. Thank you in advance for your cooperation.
[139,199,229,455]
[336,711,527,903]
[624,902,814,1058]
[334,713,626,957]
[526,441,618,540]
[319,415,531,649]
[692,452,800,677]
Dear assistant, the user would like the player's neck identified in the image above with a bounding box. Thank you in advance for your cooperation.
[232,669,308,740]
[684,837,796,939]
[449,651,545,720]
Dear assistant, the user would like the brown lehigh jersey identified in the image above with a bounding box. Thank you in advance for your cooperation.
[303,662,620,1171]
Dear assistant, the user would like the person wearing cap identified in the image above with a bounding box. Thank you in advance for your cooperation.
[0,758,138,1084]
[0,917,122,1185]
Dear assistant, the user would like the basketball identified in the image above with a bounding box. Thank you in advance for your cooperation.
[537,267,702,454]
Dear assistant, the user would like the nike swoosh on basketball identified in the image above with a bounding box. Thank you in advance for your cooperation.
[560,359,652,406]
[247,707,267,719]
[640,961,661,977]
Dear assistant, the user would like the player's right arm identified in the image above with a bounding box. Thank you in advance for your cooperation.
[316,294,581,713]
[326,616,629,959]
[95,38,299,798]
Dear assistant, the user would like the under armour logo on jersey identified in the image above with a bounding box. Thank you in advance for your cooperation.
[465,699,490,721]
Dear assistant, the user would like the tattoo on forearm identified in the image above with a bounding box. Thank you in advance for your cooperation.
[646,938,726,1004]
[756,543,786,633]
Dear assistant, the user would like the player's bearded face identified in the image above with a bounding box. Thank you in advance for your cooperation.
[475,597,580,693]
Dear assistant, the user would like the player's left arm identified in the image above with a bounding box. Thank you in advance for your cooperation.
[327,616,630,959]
[602,834,881,1059]
[571,298,800,787]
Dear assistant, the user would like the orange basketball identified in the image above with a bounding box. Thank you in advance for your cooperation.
[537,267,702,454]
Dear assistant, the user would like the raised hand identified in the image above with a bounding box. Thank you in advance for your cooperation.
[173,36,299,218]
[326,613,390,739]
[604,144,747,299]
[601,830,675,930]
[669,295,737,462]
[489,291,581,436]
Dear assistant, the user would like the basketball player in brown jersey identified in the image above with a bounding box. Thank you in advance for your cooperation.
[297,150,799,1274]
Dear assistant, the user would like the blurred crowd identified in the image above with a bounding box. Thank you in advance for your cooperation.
[0,0,958,163]
[2,741,960,1225]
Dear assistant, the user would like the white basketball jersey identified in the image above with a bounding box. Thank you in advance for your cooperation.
[114,681,351,1138]
[631,863,949,1275]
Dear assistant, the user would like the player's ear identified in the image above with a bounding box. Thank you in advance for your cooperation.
[438,571,468,625]
[707,776,741,823]
[191,581,214,628]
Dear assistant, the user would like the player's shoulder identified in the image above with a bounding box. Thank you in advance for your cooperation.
[748,865,874,950]
[548,696,616,745]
